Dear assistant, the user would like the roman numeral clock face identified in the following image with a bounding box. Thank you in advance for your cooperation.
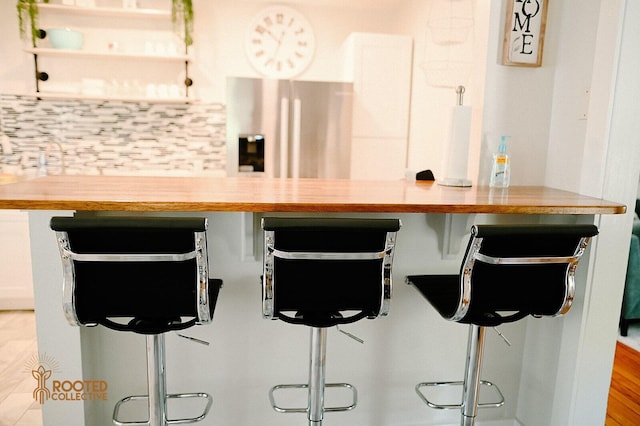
[245,6,316,79]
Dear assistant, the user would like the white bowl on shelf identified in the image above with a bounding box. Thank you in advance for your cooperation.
[47,28,84,50]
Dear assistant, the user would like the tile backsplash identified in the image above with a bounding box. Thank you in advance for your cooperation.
[0,94,226,176]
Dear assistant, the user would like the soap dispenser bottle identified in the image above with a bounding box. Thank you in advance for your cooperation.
[490,136,510,188]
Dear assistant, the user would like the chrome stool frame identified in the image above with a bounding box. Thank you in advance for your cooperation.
[112,332,213,426]
[414,324,505,418]
[268,327,358,422]
[262,217,401,425]
[407,224,598,426]
[51,216,221,426]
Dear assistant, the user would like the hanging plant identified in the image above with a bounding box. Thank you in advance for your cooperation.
[172,0,194,47]
[16,0,48,48]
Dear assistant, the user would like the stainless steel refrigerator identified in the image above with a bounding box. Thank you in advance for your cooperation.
[226,77,353,178]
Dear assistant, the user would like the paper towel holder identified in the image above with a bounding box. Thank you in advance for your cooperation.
[438,85,472,188]
[456,85,465,106]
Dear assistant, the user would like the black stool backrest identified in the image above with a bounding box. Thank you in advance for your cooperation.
[50,216,214,334]
[451,224,598,326]
[262,217,401,328]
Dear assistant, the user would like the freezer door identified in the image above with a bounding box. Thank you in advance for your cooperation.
[226,77,287,177]
[290,81,353,179]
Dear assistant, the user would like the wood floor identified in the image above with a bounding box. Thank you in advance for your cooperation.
[0,310,41,426]
[606,340,640,425]
[0,310,638,425]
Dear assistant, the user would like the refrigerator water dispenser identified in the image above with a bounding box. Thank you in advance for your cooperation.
[238,134,265,173]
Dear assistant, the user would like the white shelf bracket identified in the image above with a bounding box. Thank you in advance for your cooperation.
[442,213,473,260]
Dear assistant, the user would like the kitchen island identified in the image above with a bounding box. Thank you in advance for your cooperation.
[0,176,626,426]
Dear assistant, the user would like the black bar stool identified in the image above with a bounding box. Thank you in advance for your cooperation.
[50,216,222,426]
[406,224,598,426]
[261,217,401,425]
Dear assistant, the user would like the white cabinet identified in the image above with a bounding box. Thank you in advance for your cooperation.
[28,1,193,102]
[343,33,413,180]
[0,210,34,310]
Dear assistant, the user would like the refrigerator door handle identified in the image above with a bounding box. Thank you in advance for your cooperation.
[279,97,289,178]
[292,98,302,179]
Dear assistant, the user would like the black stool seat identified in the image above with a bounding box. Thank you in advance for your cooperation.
[406,224,598,426]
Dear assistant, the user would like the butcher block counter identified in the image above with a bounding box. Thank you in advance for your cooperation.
[0,175,626,214]
[0,175,627,426]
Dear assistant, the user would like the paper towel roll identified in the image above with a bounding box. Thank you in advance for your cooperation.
[441,105,472,186]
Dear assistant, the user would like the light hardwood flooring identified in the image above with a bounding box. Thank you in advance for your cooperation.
[606,340,640,425]
[0,311,42,426]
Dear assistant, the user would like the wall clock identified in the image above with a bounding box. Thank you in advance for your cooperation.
[245,6,316,79]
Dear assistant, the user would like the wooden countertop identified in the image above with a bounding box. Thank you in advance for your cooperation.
[0,175,626,214]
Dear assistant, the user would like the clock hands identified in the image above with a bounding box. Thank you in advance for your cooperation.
[272,31,286,61]
[265,28,283,45]
[262,28,287,67]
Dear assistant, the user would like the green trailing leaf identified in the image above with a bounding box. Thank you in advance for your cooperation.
[16,0,46,48]
[172,0,194,47]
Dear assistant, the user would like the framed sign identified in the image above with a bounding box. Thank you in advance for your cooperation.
[502,0,548,67]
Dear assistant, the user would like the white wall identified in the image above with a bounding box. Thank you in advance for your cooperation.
[545,0,602,193]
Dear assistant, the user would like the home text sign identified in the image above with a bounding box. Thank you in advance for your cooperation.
[502,0,549,67]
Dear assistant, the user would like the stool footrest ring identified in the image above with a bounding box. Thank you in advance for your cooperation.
[269,383,357,414]
[415,380,505,410]
[113,392,213,426]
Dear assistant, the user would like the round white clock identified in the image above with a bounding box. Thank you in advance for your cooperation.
[245,6,316,79]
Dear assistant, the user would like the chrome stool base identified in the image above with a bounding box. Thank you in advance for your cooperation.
[269,383,358,413]
[415,380,504,410]
[112,334,212,426]
[415,325,504,426]
[113,393,213,426]
[269,327,358,426]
